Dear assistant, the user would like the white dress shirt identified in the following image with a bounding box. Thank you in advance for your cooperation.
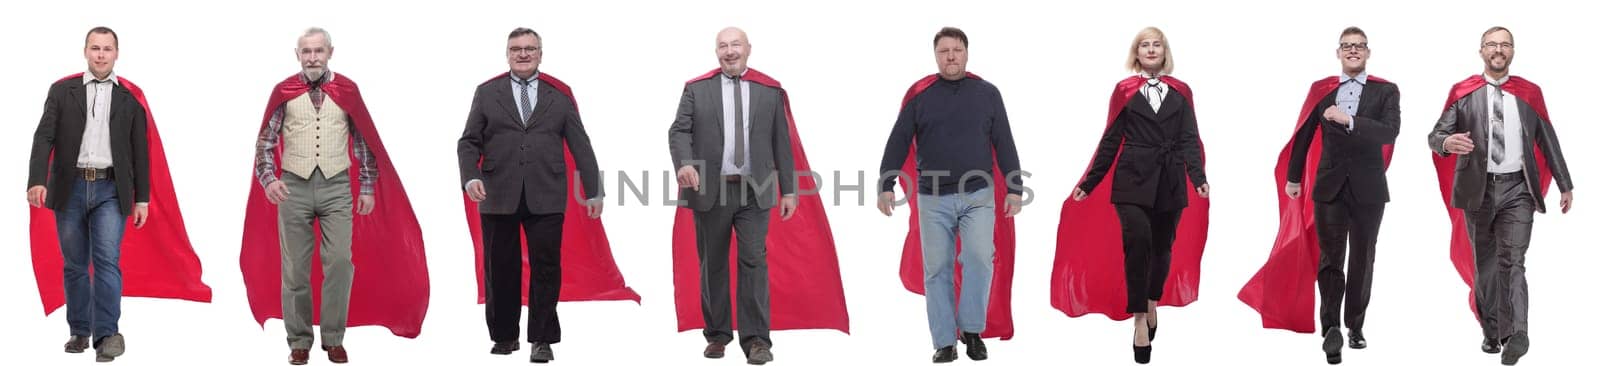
[76,72,116,169]
[1485,74,1524,173]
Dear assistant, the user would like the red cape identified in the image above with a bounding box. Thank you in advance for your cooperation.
[30,73,212,314]
[1237,76,1395,333]
[894,73,1016,340]
[240,73,430,338]
[670,68,850,333]
[1050,75,1209,320]
[464,72,639,304]
[1431,75,1554,318]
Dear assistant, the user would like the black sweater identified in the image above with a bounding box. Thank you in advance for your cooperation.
[879,77,1023,196]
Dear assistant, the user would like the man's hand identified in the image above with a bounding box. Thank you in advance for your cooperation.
[1561,191,1574,214]
[1285,182,1302,199]
[1072,187,1089,201]
[1004,193,1024,217]
[132,204,149,229]
[467,180,488,202]
[780,196,798,221]
[584,198,604,218]
[266,181,290,205]
[356,195,375,215]
[676,166,700,192]
[877,191,897,216]
[1444,132,1475,155]
[26,185,46,208]
[1323,105,1352,125]
[1197,183,1211,199]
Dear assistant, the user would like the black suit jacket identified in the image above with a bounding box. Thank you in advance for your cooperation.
[1288,79,1401,204]
[1080,88,1206,212]
[1428,85,1574,213]
[28,77,150,216]
[458,74,602,215]
[667,75,796,212]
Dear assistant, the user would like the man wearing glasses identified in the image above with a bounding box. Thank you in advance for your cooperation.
[1268,26,1402,365]
[458,27,608,363]
[1428,26,1575,366]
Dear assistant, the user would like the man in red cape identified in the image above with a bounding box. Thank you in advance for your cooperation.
[1238,27,1400,364]
[458,27,637,362]
[669,27,848,365]
[28,27,211,362]
[879,27,1025,363]
[1426,26,1573,366]
[242,27,428,365]
[1049,71,1209,323]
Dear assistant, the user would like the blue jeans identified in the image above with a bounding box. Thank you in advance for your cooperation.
[918,187,997,349]
[55,177,125,338]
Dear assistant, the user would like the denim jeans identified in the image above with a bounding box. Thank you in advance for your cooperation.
[55,177,125,339]
[918,187,997,349]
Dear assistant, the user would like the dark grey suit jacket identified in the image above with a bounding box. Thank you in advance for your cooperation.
[28,77,150,216]
[1428,84,1573,213]
[668,74,796,212]
[458,74,602,215]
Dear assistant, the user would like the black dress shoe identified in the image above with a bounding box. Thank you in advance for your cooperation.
[1482,336,1503,354]
[1348,329,1366,349]
[1133,344,1152,364]
[1501,332,1529,365]
[65,336,90,354]
[490,341,520,355]
[960,332,988,361]
[932,346,957,363]
[704,342,727,359]
[530,342,554,363]
[1323,328,1343,364]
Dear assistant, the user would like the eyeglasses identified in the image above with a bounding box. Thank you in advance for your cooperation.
[1339,42,1369,51]
[507,47,540,55]
[1482,42,1514,50]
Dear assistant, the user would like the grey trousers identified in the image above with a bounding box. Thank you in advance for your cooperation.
[692,178,772,355]
[278,169,355,349]
[1466,173,1534,341]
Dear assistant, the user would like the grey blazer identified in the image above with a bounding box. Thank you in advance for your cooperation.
[1427,84,1573,213]
[667,74,796,212]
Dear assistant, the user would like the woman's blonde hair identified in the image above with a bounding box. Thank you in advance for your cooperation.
[1126,27,1174,74]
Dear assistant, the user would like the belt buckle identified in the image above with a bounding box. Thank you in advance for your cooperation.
[83,168,97,182]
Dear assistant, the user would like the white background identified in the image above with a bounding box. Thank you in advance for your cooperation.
[2,0,1594,365]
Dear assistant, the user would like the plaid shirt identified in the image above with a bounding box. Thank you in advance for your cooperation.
[254,71,378,195]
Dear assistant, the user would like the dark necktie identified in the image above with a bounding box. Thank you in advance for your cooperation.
[516,78,534,126]
[731,75,746,170]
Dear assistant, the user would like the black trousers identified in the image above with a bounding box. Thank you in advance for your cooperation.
[1314,186,1385,333]
[1467,173,1534,340]
[693,178,772,354]
[1116,204,1182,314]
[482,195,565,344]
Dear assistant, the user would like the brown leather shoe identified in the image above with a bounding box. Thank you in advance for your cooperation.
[703,342,727,359]
[64,336,90,353]
[288,349,310,365]
[322,345,349,364]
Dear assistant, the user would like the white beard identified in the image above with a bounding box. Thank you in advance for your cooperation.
[303,68,325,81]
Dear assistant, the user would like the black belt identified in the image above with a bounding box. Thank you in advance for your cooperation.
[724,175,743,182]
[1489,171,1523,182]
[78,167,114,182]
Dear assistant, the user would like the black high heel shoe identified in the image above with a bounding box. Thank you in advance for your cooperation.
[1133,344,1152,364]
[1148,323,1158,342]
